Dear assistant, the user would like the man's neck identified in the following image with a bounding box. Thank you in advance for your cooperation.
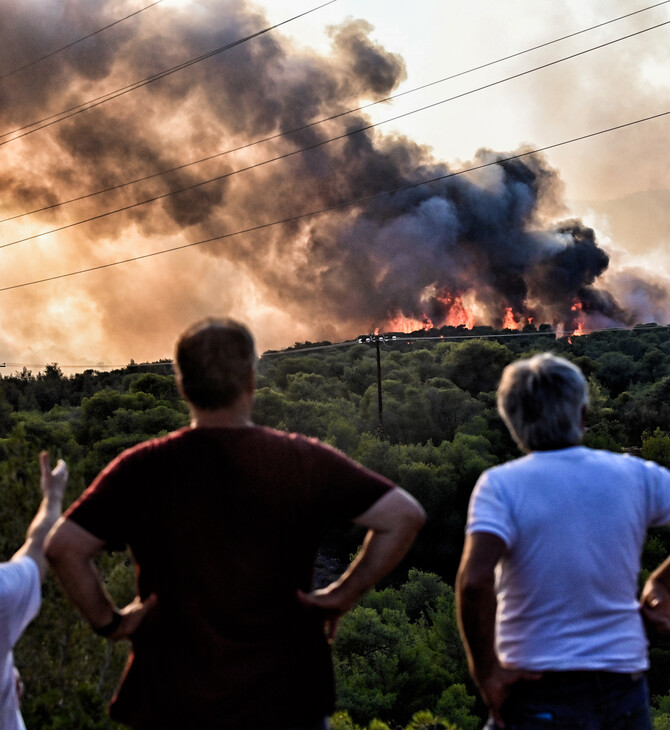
[189,400,254,429]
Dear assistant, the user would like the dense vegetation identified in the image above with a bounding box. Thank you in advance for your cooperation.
[3,324,670,728]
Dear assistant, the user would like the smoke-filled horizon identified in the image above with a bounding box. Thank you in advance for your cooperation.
[1,0,669,370]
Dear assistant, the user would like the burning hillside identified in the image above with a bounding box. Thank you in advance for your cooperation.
[280,149,665,338]
[0,0,668,367]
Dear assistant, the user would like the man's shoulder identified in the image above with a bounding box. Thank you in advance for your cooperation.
[109,426,345,474]
[114,428,190,458]
[248,426,335,455]
[573,446,662,475]
[244,428,364,475]
[484,447,665,486]
[482,453,533,478]
[141,425,331,455]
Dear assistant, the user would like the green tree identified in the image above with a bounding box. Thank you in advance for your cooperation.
[595,351,635,397]
[435,685,478,730]
[0,388,14,437]
[652,694,670,730]
[636,347,670,384]
[128,372,181,404]
[333,572,478,728]
[330,711,361,730]
[642,429,670,468]
[441,341,513,396]
[425,383,483,443]
[404,710,458,729]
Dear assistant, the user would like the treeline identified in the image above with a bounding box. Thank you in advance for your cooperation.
[3,325,670,728]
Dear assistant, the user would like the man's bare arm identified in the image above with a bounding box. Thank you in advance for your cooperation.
[641,555,670,633]
[12,452,67,580]
[45,518,156,640]
[456,531,539,725]
[298,487,425,637]
[456,532,505,684]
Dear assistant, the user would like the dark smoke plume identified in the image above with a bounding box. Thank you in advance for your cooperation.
[0,0,668,366]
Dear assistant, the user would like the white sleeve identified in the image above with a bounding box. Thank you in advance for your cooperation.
[0,557,42,652]
[642,458,670,527]
[466,470,515,547]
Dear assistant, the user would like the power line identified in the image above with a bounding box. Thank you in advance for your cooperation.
[0,1,165,83]
[0,1,337,147]
[230,324,670,358]
[0,106,667,293]
[5,324,669,372]
[0,360,173,371]
[2,18,667,251]
[2,0,667,226]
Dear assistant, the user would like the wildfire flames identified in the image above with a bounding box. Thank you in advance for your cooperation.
[502,307,519,331]
[384,289,589,339]
[1,0,669,368]
[570,301,586,337]
[362,207,665,340]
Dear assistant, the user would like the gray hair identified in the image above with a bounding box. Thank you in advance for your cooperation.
[497,353,588,452]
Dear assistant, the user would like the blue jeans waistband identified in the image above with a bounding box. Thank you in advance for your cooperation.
[533,670,644,686]
[487,671,651,730]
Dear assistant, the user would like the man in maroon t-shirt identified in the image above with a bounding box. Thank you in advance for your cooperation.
[45,317,425,730]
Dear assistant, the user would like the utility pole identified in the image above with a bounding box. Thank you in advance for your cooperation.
[358,334,396,440]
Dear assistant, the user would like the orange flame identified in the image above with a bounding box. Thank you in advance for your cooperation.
[386,290,478,333]
[386,315,433,333]
[437,293,475,329]
[570,299,585,338]
[383,295,544,334]
[502,307,520,330]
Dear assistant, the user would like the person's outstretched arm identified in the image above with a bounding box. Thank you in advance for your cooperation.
[298,487,425,638]
[45,518,157,641]
[12,452,68,581]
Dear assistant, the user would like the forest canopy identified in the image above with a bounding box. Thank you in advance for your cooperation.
[3,324,670,728]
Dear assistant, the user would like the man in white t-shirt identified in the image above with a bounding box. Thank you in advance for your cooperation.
[0,452,67,730]
[456,353,670,730]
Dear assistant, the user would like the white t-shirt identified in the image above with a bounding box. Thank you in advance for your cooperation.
[467,446,670,673]
[0,557,41,730]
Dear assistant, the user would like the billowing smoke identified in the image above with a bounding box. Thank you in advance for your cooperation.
[0,0,668,367]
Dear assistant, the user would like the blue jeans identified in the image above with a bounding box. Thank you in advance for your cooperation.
[485,671,651,730]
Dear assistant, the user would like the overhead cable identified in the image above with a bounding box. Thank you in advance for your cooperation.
[5,324,669,371]
[0,1,165,83]
[0,107,667,293]
[1,0,668,225]
[261,326,666,357]
[1,18,667,250]
[0,1,337,146]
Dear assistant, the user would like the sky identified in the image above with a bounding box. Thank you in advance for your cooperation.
[0,0,669,371]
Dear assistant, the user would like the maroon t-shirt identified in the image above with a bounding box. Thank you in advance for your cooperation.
[66,426,393,729]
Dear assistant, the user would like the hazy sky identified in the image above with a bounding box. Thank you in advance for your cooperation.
[0,0,668,371]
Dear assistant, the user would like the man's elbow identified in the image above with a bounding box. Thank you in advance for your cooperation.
[456,566,495,605]
[44,518,105,573]
[43,520,67,568]
[355,487,426,537]
[405,500,426,535]
[390,489,426,539]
